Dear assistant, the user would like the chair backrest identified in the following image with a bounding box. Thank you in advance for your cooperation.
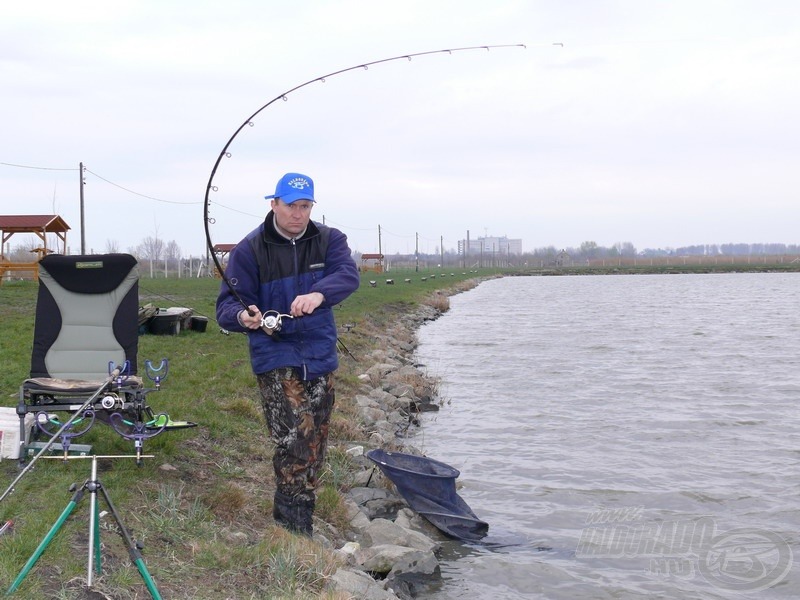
[30,254,139,380]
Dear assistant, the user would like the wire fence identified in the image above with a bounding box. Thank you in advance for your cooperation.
[3,253,800,284]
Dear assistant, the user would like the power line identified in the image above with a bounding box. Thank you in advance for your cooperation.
[0,160,77,171]
[380,227,415,239]
[3,160,461,251]
[210,202,261,219]
[322,218,374,232]
[1,161,199,206]
[84,168,200,205]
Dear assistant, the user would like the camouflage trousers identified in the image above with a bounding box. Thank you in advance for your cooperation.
[256,367,335,503]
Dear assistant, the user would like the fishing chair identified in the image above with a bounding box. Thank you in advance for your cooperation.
[16,253,192,465]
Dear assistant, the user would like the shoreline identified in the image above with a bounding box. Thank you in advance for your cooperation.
[325,279,486,599]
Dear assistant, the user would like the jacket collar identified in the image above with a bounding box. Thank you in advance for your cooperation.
[263,211,321,244]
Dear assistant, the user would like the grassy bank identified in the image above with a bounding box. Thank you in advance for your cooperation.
[0,267,496,599]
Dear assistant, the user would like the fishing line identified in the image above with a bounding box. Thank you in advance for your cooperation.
[203,44,527,314]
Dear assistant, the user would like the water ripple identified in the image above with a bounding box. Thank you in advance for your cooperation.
[415,273,800,599]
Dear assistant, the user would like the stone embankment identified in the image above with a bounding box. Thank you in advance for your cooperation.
[325,302,459,600]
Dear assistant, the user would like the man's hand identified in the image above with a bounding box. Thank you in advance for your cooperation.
[290,292,324,317]
[238,304,263,330]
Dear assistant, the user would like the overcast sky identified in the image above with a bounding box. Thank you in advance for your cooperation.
[2,1,799,258]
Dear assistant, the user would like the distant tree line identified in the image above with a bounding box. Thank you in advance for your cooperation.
[525,241,800,263]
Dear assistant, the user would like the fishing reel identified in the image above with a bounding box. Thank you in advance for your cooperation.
[100,393,123,410]
[261,310,293,336]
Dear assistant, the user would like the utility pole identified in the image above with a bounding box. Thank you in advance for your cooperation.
[377,224,382,257]
[415,232,419,272]
[79,162,86,254]
[440,235,444,268]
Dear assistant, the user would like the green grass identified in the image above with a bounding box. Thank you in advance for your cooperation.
[0,266,500,599]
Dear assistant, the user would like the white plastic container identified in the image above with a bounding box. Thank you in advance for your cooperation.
[0,407,33,460]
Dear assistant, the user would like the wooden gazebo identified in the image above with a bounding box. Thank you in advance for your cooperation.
[360,253,385,273]
[212,243,237,278]
[0,214,70,281]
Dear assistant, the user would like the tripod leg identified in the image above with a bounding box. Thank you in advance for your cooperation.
[88,480,102,581]
[6,487,85,595]
[87,457,102,585]
[93,495,102,576]
[97,484,163,600]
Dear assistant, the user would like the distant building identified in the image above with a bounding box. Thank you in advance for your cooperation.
[458,235,522,256]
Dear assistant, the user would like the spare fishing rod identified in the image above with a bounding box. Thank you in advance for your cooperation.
[202,44,527,316]
[0,365,124,504]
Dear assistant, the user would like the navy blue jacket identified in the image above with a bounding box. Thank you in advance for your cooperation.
[216,212,359,379]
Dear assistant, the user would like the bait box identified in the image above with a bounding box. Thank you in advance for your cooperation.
[0,408,34,460]
[148,310,182,335]
[190,316,209,332]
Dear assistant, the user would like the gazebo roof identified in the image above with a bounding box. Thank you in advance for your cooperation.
[0,214,70,233]
[0,215,71,258]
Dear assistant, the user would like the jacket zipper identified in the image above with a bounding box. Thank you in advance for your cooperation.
[290,238,308,379]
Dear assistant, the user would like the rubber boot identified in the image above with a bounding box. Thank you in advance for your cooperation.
[273,491,314,536]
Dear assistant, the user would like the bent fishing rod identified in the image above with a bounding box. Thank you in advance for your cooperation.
[203,43,527,320]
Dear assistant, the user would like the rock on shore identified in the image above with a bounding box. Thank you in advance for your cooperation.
[327,302,456,600]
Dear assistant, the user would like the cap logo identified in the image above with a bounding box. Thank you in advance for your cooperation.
[287,177,310,190]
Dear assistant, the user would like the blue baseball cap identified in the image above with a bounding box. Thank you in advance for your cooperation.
[264,172,315,204]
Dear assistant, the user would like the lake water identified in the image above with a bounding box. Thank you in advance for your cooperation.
[412,273,800,599]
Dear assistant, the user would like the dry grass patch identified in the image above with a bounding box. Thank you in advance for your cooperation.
[423,290,451,312]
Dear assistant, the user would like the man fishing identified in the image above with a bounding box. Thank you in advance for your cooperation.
[216,172,359,535]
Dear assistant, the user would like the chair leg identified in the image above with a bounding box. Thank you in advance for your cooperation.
[17,387,28,467]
